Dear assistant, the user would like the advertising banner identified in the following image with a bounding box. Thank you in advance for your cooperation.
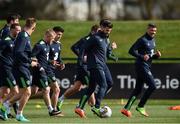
[55,63,180,99]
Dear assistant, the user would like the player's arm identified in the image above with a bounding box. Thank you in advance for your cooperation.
[129,39,144,60]
[57,43,64,64]
[31,44,41,67]
[152,50,161,59]
[78,37,95,67]
[0,29,3,39]
[56,44,65,70]
[14,36,31,63]
[71,38,83,56]
[56,55,65,70]
[0,28,9,39]
[107,45,118,61]
[107,43,118,62]
[31,44,41,59]
[0,39,9,63]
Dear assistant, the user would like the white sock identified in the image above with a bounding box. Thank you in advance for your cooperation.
[48,105,53,112]
[17,111,22,116]
[53,107,57,111]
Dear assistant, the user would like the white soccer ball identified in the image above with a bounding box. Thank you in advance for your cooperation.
[100,106,112,118]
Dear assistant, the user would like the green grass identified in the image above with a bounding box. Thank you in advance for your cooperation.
[1,20,180,63]
[1,99,180,123]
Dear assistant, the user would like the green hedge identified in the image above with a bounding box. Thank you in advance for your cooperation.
[1,20,180,63]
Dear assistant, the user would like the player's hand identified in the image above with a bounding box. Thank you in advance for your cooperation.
[155,50,161,58]
[143,54,150,61]
[31,61,38,67]
[111,42,117,49]
[51,60,57,66]
[83,55,87,63]
[56,63,65,70]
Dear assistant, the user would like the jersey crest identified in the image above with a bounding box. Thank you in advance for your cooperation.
[39,40,45,44]
[4,37,11,41]
[24,32,28,37]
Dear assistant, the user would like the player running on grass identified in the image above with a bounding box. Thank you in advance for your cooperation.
[1,18,38,122]
[90,21,118,117]
[74,19,114,118]
[0,24,21,120]
[48,26,65,112]
[0,13,21,117]
[31,29,62,117]
[121,23,161,117]
[57,24,99,111]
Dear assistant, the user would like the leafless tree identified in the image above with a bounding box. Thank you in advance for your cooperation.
[138,0,156,19]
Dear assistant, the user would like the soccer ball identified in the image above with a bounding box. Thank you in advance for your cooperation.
[99,106,112,118]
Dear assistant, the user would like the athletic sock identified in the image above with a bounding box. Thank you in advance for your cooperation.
[17,110,23,116]
[58,95,65,102]
[124,96,136,110]
[48,105,53,112]
[79,95,88,109]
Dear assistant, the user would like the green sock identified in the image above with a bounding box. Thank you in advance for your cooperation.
[124,96,136,110]
[79,95,88,109]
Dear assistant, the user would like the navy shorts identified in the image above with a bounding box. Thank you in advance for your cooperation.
[0,65,16,88]
[14,65,31,88]
[32,66,57,88]
[46,66,56,84]
[32,67,49,89]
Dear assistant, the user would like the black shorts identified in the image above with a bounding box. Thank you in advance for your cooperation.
[14,65,31,88]
[74,68,89,85]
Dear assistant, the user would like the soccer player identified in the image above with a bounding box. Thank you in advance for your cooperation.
[0,13,20,39]
[91,22,118,117]
[0,23,21,120]
[0,14,21,114]
[2,18,37,122]
[31,29,61,116]
[48,26,64,112]
[121,23,161,117]
[74,19,114,118]
[57,24,99,111]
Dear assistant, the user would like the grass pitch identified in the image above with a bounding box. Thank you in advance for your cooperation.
[1,99,180,123]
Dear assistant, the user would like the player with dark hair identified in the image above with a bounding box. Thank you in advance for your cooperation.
[0,23,21,120]
[0,13,20,39]
[2,18,37,122]
[0,14,21,117]
[57,24,99,111]
[121,23,161,117]
[91,20,118,117]
[74,19,114,118]
[47,26,65,112]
